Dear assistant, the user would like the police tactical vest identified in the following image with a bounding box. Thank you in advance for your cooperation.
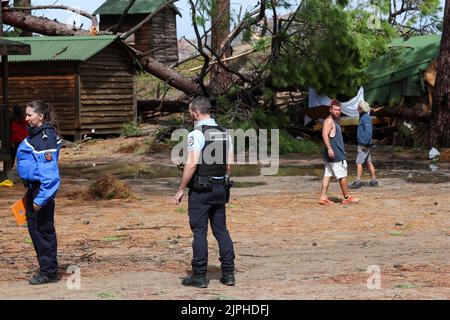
[194,125,228,177]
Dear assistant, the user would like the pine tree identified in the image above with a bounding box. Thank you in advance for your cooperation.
[430,0,450,148]
[210,0,232,94]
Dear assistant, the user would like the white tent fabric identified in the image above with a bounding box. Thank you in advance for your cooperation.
[308,87,365,117]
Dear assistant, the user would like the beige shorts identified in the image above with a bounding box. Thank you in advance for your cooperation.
[356,145,372,164]
[324,160,348,179]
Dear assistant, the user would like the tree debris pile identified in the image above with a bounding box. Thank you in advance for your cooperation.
[82,175,135,200]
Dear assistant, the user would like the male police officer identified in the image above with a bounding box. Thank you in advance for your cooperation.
[174,96,235,289]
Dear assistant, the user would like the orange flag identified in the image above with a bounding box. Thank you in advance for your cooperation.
[10,198,27,226]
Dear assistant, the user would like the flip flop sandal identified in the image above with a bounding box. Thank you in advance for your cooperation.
[318,199,334,205]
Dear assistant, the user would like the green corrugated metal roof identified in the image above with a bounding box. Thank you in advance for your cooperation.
[93,0,167,15]
[363,35,441,104]
[6,35,119,62]
[365,35,440,88]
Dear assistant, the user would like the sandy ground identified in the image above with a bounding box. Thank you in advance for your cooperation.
[0,139,449,300]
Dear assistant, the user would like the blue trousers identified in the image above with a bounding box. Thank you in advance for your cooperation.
[188,184,235,275]
[26,188,58,277]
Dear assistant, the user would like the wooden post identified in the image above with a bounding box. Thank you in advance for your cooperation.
[2,55,11,173]
[1,1,12,174]
[74,64,82,141]
[133,75,137,123]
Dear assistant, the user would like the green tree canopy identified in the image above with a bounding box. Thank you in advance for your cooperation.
[269,0,391,97]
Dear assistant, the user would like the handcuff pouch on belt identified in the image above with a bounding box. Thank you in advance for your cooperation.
[189,175,213,192]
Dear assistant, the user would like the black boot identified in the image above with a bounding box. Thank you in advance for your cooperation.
[29,274,57,285]
[181,275,208,288]
[220,273,235,286]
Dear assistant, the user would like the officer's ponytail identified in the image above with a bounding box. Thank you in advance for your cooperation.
[27,100,59,133]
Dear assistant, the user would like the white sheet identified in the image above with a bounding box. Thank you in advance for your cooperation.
[308,87,365,118]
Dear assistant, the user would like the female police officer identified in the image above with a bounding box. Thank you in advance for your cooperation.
[16,100,61,285]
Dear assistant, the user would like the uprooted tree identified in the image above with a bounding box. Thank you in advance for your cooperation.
[0,1,386,95]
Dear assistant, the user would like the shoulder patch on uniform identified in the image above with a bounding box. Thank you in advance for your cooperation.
[45,152,53,161]
[188,136,194,147]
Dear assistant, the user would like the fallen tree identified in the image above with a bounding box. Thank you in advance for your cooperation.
[5,4,98,28]
[371,106,432,124]
[138,99,189,114]
[4,0,439,122]
[3,5,95,36]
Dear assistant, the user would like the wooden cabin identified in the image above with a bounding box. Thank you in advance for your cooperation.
[0,35,140,138]
[94,0,179,65]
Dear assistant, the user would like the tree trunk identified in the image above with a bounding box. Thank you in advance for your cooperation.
[210,0,232,94]
[3,9,87,36]
[14,0,32,36]
[138,99,188,114]
[0,2,3,37]
[430,0,450,148]
[371,106,431,124]
[139,56,200,95]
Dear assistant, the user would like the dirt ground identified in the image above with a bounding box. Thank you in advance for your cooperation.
[0,138,449,300]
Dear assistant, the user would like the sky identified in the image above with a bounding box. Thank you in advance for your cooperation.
[28,0,298,39]
[22,0,447,39]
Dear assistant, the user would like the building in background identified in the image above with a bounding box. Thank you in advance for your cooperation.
[1,36,140,138]
[94,0,179,65]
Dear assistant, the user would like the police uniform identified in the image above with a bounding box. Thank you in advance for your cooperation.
[186,118,235,278]
[16,123,61,279]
